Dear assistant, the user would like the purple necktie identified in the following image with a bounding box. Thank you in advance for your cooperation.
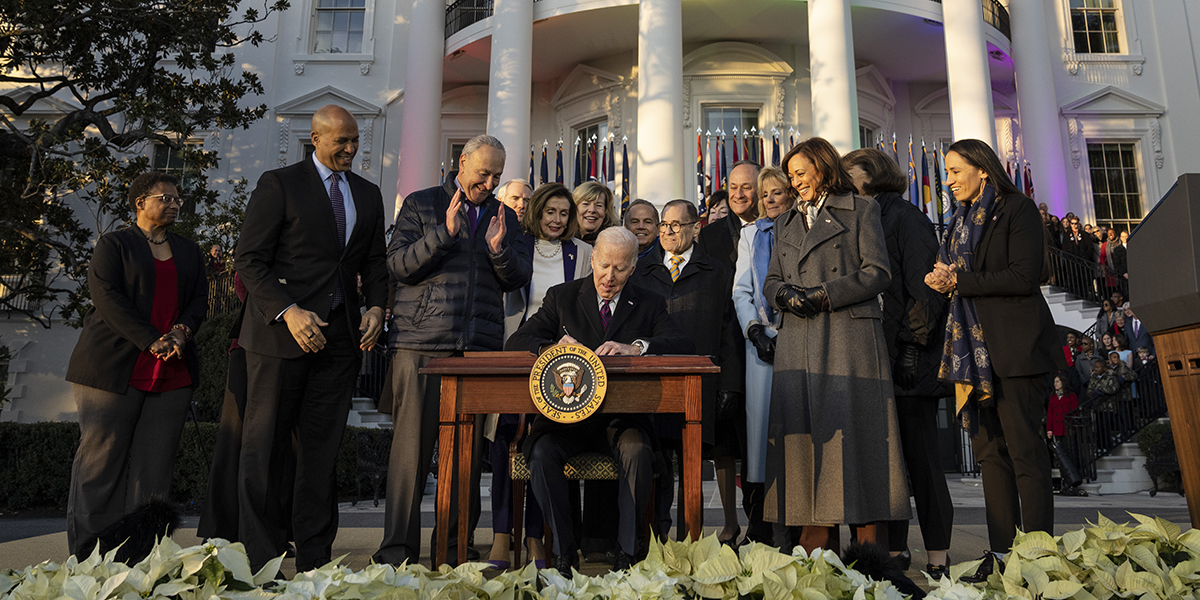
[600,300,612,330]
[329,172,347,309]
[467,203,480,236]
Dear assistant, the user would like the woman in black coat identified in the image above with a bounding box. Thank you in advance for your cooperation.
[926,139,1065,581]
[64,172,208,557]
[843,148,952,578]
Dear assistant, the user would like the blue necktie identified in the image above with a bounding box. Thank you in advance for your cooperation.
[329,172,347,310]
[467,203,481,237]
[600,300,612,330]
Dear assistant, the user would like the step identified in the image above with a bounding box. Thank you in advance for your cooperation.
[1063,299,1094,312]
[1080,482,1103,495]
[352,397,377,411]
[1109,442,1146,458]
[1096,455,1135,471]
[358,411,393,424]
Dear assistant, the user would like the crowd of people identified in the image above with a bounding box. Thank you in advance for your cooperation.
[1045,205,1128,297]
[65,103,1082,589]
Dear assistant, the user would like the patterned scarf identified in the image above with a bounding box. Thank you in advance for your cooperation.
[752,217,776,325]
[938,184,999,433]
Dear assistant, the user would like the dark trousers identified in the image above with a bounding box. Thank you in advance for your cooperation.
[491,416,544,538]
[374,349,481,566]
[239,311,359,570]
[529,421,652,556]
[67,383,193,556]
[971,374,1054,552]
[199,348,297,542]
[887,395,954,552]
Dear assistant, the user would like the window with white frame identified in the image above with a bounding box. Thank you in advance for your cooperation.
[152,141,202,214]
[314,0,366,54]
[1070,0,1120,54]
[1087,142,1142,233]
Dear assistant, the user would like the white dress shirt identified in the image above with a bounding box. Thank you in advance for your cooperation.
[663,246,695,274]
[312,154,357,245]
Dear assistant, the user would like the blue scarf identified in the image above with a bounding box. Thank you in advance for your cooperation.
[753,218,776,325]
[938,184,998,432]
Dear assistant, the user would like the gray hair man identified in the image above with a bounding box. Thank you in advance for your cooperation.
[375,133,533,566]
[497,178,532,220]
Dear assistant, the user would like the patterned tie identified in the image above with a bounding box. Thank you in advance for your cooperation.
[669,255,683,281]
[329,172,347,309]
[600,300,612,330]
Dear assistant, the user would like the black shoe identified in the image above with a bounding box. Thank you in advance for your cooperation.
[718,526,742,548]
[926,563,950,581]
[960,553,1003,584]
[466,546,481,561]
[552,553,578,575]
[612,550,634,572]
[894,549,912,571]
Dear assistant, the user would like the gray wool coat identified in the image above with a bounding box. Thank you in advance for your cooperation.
[762,192,912,527]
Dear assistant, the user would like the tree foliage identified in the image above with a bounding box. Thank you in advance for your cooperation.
[0,0,288,327]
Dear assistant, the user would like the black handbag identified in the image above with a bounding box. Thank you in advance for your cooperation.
[1048,438,1084,488]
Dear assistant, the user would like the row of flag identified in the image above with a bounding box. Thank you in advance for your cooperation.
[693,127,793,217]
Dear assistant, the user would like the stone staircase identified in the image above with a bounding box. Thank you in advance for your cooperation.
[1042,285,1099,334]
[1077,440,1155,495]
[347,397,393,429]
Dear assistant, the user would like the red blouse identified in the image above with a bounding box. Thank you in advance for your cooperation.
[129,258,193,393]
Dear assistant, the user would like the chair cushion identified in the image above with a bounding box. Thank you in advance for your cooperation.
[510,451,619,481]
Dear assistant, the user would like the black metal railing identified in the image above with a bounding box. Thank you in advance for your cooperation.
[0,274,38,314]
[1061,358,1167,482]
[930,0,1012,40]
[207,269,240,318]
[1045,246,1125,307]
[446,0,494,38]
[355,344,391,401]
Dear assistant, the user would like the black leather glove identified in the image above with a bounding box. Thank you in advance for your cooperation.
[775,284,827,318]
[715,390,744,422]
[893,342,921,389]
[746,323,776,364]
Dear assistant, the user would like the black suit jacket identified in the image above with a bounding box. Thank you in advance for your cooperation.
[234,157,388,359]
[956,193,1067,378]
[505,277,695,454]
[629,246,743,443]
[695,216,747,272]
[66,228,208,393]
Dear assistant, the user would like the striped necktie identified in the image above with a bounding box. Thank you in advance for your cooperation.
[669,255,683,281]
[600,300,612,330]
[329,172,347,309]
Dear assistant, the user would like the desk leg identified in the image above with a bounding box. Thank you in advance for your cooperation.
[683,374,703,541]
[435,377,459,567]
[457,415,474,566]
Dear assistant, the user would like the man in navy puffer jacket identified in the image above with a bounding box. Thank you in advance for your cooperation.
[374,135,532,566]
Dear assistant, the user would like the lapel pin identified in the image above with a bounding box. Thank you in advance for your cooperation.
[993,216,998,221]
[825,219,831,223]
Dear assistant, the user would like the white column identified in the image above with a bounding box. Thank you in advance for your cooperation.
[487,0,533,181]
[636,0,684,201]
[395,0,445,211]
[808,0,858,154]
[1010,0,1069,213]
[942,0,998,149]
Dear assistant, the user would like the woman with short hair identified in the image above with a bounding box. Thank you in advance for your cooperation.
[842,147,953,578]
[64,172,208,557]
[573,181,618,245]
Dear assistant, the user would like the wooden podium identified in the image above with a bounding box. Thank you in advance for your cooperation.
[1130,173,1200,527]
[420,352,718,566]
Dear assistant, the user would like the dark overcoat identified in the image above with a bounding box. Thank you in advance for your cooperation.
[762,193,911,526]
[630,246,744,445]
[876,191,950,398]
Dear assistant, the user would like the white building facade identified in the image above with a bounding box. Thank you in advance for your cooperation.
[4,0,1200,422]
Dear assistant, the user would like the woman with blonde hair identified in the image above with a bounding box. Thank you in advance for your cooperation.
[730,165,796,546]
[573,181,619,245]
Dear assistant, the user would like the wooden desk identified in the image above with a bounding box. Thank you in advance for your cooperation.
[420,352,718,566]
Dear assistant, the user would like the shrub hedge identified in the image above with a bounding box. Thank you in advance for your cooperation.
[0,421,393,512]
[192,310,239,423]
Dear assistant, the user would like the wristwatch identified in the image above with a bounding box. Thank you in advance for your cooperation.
[631,339,649,355]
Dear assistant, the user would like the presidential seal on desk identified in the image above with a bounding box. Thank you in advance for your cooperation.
[530,344,607,423]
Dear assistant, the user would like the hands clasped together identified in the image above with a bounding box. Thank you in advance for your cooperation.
[924,262,958,295]
[775,285,828,319]
[446,187,507,254]
[149,329,187,361]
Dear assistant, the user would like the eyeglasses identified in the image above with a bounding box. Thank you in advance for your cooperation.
[659,221,697,233]
[140,193,186,207]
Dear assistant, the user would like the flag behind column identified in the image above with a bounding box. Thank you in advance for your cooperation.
[573,138,581,187]
[621,138,630,211]
[555,141,564,183]
[920,141,931,215]
[932,145,945,228]
[718,134,727,189]
[540,143,548,185]
[529,145,535,184]
[907,136,920,206]
[1025,163,1035,200]
[696,131,705,210]
[771,132,780,167]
